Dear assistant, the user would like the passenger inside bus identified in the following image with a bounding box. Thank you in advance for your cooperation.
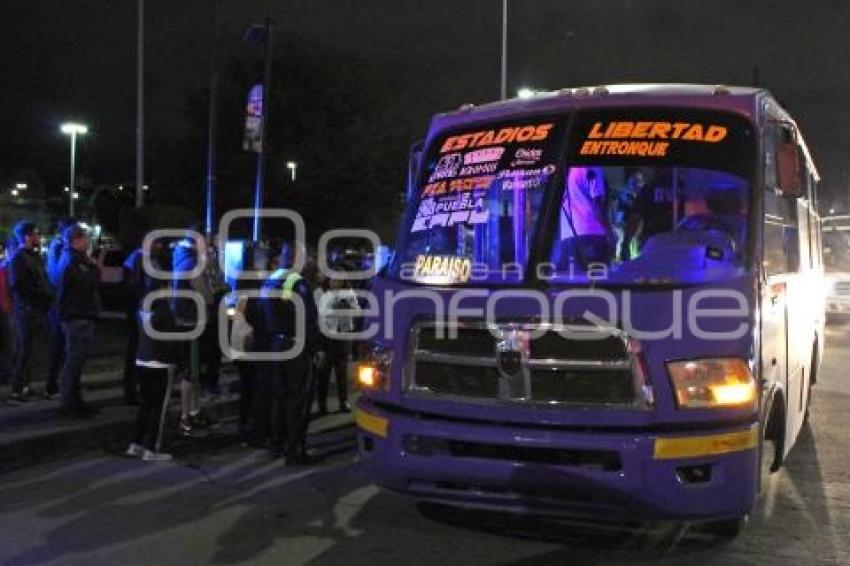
[556,166,610,267]
[554,166,749,278]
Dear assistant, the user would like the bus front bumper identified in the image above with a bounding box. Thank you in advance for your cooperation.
[355,400,758,522]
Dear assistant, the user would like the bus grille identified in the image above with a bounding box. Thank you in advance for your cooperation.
[406,322,644,407]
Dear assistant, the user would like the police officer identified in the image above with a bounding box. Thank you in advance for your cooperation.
[259,243,322,465]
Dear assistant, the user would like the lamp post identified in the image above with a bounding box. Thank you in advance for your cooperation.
[501,0,507,100]
[136,0,146,209]
[243,19,273,242]
[60,122,88,217]
[286,161,297,182]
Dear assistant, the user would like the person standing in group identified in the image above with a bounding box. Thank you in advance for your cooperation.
[172,225,214,436]
[125,276,184,462]
[56,224,101,417]
[8,221,53,404]
[122,239,166,406]
[0,238,15,386]
[315,275,359,414]
[45,218,75,399]
[259,243,322,465]
[231,244,270,444]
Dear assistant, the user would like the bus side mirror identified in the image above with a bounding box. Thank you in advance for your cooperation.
[776,140,804,197]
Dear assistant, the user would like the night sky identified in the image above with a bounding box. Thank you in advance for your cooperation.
[1,0,848,207]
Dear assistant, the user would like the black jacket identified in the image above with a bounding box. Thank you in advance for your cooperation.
[171,240,214,325]
[9,248,54,312]
[136,298,182,365]
[123,248,147,310]
[237,277,270,353]
[260,270,321,355]
[57,248,101,321]
[46,236,64,288]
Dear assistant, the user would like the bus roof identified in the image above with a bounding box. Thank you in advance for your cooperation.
[429,83,819,180]
[433,83,765,124]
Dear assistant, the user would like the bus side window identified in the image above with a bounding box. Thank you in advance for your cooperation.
[808,173,821,270]
[764,189,800,276]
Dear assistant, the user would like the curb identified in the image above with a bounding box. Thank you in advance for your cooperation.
[0,393,355,473]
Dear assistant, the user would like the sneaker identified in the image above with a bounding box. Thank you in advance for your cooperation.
[142,450,173,462]
[179,417,196,437]
[43,389,59,401]
[125,443,145,458]
[338,402,351,414]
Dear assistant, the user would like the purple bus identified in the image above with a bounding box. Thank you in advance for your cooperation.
[354,84,824,535]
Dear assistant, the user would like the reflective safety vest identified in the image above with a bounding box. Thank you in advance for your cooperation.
[280,270,303,300]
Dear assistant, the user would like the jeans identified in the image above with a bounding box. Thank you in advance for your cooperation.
[235,360,256,431]
[316,339,349,410]
[12,307,45,394]
[201,309,221,391]
[123,309,140,402]
[60,319,96,410]
[133,366,172,451]
[253,362,274,443]
[269,340,313,457]
[47,308,64,393]
[0,310,14,384]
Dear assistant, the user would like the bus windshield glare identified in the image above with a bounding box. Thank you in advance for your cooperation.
[395,108,756,286]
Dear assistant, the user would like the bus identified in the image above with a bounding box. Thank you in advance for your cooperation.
[822,214,850,317]
[354,84,824,535]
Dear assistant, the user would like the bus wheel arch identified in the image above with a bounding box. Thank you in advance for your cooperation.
[810,334,820,386]
[763,391,786,474]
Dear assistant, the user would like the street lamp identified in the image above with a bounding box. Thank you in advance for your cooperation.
[286,161,297,182]
[60,122,88,217]
[11,189,19,197]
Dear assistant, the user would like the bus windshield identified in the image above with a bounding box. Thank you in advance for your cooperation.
[551,108,755,285]
[397,116,567,284]
[395,108,756,286]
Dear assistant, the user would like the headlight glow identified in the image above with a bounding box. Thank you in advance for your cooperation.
[667,358,756,409]
[356,343,392,392]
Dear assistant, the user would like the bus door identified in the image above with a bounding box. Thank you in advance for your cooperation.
[761,194,789,417]
[763,151,809,459]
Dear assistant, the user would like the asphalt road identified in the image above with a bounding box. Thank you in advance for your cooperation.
[1,329,849,566]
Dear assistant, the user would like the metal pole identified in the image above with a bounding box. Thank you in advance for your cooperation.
[69,132,77,218]
[135,0,145,208]
[500,0,507,100]
[205,0,219,236]
[252,18,273,242]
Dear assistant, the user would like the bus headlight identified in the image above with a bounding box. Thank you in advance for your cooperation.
[356,343,393,392]
[667,358,756,409]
